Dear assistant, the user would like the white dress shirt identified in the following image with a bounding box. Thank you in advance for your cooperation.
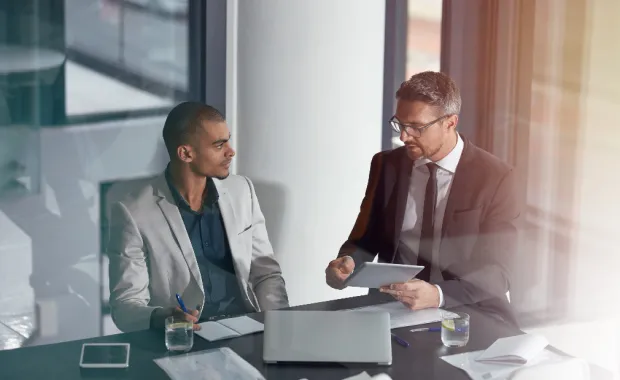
[398,134,464,306]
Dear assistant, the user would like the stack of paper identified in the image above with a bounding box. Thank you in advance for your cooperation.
[154,347,265,380]
[195,316,264,342]
[346,302,459,329]
[476,334,549,365]
[441,334,561,380]
[441,349,564,380]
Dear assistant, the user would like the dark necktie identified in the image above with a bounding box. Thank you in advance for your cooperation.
[417,163,438,282]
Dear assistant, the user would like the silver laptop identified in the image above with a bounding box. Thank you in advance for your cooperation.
[263,310,392,365]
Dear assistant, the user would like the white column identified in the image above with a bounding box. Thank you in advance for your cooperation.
[228,0,385,306]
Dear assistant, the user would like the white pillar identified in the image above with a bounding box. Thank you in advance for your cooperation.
[228,0,385,306]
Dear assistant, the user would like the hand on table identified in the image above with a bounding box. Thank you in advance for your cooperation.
[325,256,355,289]
[380,279,440,310]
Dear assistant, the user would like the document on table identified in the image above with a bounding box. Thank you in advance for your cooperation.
[345,302,459,329]
[341,371,393,380]
[154,347,265,380]
[195,316,264,342]
[440,348,565,380]
[475,334,549,365]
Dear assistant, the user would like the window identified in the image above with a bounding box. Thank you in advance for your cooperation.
[406,0,443,77]
[64,0,190,117]
[0,0,222,348]
[390,0,444,148]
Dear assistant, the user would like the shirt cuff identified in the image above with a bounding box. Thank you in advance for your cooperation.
[435,284,444,307]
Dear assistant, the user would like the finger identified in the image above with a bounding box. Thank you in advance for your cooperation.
[392,280,425,291]
[327,273,347,289]
[391,293,417,308]
[326,271,343,289]
[380,289,412,298]
[327,266,351,283]
[338,257,355,274]
[327,258,343,269]
[193,324,201,331]
[191,309,199,317]
[382,283,408,291]
[177,309,198,323]
[173,307,187,317]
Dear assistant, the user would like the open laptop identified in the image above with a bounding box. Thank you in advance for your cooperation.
[263,310,392,365]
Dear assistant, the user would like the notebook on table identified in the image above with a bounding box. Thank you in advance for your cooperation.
[195,316,264,342]
[476,334,549,365]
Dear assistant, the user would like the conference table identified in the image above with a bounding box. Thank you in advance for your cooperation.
[0,294,607,380]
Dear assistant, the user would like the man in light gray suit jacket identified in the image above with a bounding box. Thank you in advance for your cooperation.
[107,102,289,332]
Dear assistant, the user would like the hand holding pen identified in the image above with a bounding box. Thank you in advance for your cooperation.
[175,294,201,329]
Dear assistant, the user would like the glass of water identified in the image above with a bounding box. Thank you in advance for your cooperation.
[165,316,193,353]
[441,312,470,347]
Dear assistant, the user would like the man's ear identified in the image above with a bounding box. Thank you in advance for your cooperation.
[446,114,459,131]
[177,145,193,163]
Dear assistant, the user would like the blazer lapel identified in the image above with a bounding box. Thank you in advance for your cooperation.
[212,180,251,284]
[441,135,474,238]
[153,174,204,293]
[391,149,414,258]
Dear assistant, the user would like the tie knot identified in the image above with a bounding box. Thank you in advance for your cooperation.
[426,162,438,175]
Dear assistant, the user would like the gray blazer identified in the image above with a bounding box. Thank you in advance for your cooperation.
[107,172,289,332]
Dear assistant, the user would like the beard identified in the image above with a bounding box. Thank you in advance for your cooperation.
[407,140,444,161]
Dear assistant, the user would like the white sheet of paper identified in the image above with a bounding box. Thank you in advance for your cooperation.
[154,347,265,380]
[476,334,548,364]
[341,372,373,380]
[441,348,565,380]
[346,302,458,329]
[341,372,393,380]
[218,316,264,335]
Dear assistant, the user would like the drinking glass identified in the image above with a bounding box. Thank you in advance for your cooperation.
[441,312,470,347]
[165,316,193,353]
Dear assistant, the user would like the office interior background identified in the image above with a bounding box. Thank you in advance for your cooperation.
[0,0,619,376]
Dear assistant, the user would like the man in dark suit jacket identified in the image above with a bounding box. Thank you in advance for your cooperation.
[325,71,519,325]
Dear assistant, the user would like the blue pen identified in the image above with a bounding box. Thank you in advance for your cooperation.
[175,293,189,313]
[391,333,410,348]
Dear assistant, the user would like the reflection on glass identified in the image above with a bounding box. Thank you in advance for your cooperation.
[64,0,188,116]
[0,0,193,353]
[406,0,443,78]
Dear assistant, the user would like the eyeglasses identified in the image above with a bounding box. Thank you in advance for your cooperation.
[390,114,451,137]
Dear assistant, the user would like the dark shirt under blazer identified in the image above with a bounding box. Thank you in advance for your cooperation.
[165,170,249,319]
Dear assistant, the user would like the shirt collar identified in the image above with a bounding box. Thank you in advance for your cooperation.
[165,164,219,211]
[414,133,464,174]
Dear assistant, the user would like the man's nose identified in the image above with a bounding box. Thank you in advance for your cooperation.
[400,129,411,144]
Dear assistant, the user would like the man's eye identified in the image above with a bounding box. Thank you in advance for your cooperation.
[216,145,224,149]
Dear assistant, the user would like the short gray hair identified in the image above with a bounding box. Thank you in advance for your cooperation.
[395,71,461,115]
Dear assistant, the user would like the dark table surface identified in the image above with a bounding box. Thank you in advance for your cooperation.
[0,294,610,380]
